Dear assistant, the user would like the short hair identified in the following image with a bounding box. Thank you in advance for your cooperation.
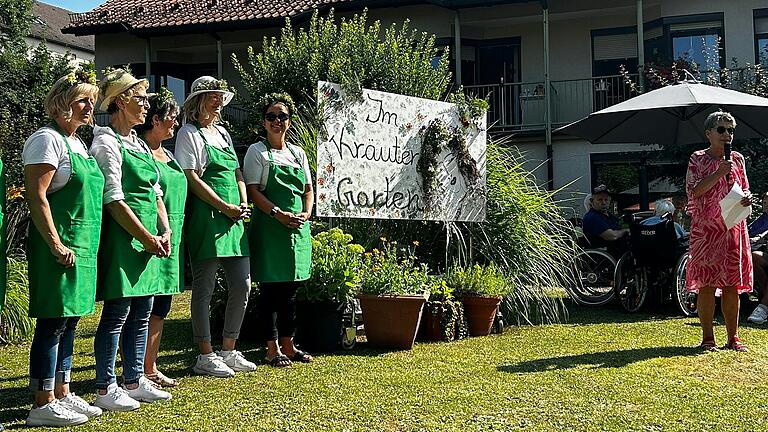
[703,110,736,131]
[183,92,222,125]
[44,76,99,123]
[654,199,675,217]
[591,184,611,197]
[135,89,180,135]
[106,81,150,115]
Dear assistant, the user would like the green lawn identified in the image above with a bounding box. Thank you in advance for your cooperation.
[2,292,767,431]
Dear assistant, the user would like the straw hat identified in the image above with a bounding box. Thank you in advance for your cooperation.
[98,67,148,112]
[183,76,234,106]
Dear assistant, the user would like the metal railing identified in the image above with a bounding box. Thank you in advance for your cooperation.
[464,74,639,131]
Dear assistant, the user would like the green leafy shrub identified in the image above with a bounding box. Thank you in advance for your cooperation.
[298,228,365,303]
[0,0,72,186]
[445,263,510,298]
[421,276,467,342]
[0,257,34,343]
[233,8,451,143]
[360,239,429,296]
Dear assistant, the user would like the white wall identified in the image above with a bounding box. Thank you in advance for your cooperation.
[25,36,94,63]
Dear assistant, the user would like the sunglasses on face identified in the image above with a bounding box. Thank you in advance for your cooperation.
[715,126,735,135]
[265,112,290,122]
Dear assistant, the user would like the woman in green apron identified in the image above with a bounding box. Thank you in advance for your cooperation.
[90,68,172,411]
[175,76,254,377]
[22,69,103,427]
[135,88,186,388]
[243,93,313,368]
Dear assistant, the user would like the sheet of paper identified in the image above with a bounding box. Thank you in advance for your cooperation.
[719,183,751,229]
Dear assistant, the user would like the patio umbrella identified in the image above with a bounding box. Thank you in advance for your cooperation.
[556,80,768,145]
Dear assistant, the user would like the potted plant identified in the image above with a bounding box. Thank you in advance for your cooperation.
[418,276,467,342]
[295,228,364,352]
[445,264,509,337]
[358,239,429,350]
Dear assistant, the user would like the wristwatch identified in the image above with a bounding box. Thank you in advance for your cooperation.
[270,206,280,217]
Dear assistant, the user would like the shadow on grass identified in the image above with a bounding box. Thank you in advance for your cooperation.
[563,301,700,326]
[498,345,701,374]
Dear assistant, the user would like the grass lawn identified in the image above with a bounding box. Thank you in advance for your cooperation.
[2,291,768,431]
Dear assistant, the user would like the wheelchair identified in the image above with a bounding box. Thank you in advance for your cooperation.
[568,234,623,306]
[613,218,696,316]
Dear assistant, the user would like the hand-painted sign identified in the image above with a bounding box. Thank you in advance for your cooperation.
[315,81,486,221]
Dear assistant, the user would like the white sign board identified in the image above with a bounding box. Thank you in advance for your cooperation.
[315,81,486,221]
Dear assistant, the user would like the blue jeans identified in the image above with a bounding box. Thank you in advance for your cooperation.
[94,296,153,389]
[29,317,80,391]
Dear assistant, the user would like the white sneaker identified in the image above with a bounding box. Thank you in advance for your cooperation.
[26,399,89,427]
[95,383,140,412]
[193,353,235,377]
[747,304,768,324]
[124,376,172,403]
[59,392,103,417]
[217,350,257,372]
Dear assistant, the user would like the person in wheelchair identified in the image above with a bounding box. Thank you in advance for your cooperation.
[582,184,629,256]
[747,192,768,324]
[640,199,688,240]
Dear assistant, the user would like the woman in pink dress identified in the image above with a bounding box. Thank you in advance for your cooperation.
[686,111,752,352]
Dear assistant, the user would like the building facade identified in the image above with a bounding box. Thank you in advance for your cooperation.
[64,0,768,215]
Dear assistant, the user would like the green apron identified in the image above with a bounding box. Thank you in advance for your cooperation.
[249,144,311,282]
[155,150,187,294]
[0,157,5,313]
[28,129,105,318]
[97,130,161,301]
[185,125,248,262]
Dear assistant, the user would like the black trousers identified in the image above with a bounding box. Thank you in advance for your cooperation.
[258,281,299,342]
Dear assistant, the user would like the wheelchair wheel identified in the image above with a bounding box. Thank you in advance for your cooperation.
[568,249,617,306]
[614,252,648,313]
[674,252,697,317]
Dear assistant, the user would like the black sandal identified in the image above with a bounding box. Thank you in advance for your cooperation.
[290,350,313,363]
[265,355,292,368]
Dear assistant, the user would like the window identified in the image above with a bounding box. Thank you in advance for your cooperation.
[642,14,725,74]
[670,21,723,71]
[755,10,768,66]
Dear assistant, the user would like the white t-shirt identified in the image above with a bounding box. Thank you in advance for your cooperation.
[22,126,90,194]
[243,141,312,190]
[89,125,163,204]
[174,123,239,176]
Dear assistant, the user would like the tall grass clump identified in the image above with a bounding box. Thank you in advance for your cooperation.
[0,257,34,343]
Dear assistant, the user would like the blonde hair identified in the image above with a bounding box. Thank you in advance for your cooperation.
[44,76,99,123]
[106,81,150,114]
[184,92,221,124]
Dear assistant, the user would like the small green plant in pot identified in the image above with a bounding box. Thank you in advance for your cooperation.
[295,228,364,352]
[418,276,467,342]
[445,264,510,336]
[358,239,429,350]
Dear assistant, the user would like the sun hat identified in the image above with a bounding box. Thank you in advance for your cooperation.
[183,76,234,107]
[98,67,149,112]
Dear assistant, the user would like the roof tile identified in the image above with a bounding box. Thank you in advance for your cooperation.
[64,0,357,33]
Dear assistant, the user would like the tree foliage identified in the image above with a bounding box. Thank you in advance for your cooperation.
[0,0,72,186]
[232,8,451,141]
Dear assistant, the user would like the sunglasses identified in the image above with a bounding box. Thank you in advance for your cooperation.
[715,126,735,135]
[265,112,290,122]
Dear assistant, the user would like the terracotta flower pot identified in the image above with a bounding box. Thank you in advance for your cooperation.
[358,293,428,350]
[462,295,501,336]
[418,303,445,342]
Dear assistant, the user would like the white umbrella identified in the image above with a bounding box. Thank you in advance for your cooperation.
[557,79,768,144]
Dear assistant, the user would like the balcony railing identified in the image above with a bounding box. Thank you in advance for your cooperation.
[464,74,637,131]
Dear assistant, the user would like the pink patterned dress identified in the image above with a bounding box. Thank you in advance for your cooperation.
[685,149,753,294]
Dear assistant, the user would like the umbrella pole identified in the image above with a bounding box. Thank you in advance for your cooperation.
[639,159,649,211]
